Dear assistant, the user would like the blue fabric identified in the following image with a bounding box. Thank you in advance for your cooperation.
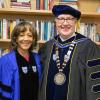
[0,51,41,100]
[33,53,42,81]
[0,51,19,100]
[90,72,100,80]
[87,59,100,68]
[52,5,81,20]
[92,84,100,93]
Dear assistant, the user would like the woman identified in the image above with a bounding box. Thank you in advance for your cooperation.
[0,21,41,100]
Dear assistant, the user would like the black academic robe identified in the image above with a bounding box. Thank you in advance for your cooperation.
[38,33,100,100]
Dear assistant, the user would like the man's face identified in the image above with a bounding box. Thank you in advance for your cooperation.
[55,14,77,39]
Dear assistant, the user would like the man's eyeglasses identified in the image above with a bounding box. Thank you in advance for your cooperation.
[56,17,76,24]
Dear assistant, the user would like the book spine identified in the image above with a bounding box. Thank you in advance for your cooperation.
[30,0,36,10]
[40,0,44,10]
[2,19,8,39]
[36,0,40,10]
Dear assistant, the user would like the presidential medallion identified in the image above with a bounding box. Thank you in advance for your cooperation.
[54,72,66,85]
[54,38,75,85]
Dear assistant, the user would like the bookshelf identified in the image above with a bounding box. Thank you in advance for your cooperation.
[0,8,54,21]
[0,0,100,51]
[79,0,100,23]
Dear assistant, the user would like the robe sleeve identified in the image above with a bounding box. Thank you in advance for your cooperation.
[78,40,100,100]
[0,57,2,100]
[0,56,13,100]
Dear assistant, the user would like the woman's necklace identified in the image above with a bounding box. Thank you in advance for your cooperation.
[54,40,76,85]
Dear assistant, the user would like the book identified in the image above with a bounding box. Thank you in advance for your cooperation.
[10,2,31,9]
[59,1,79,9]
[96,5,100,13]
[10,2,31,7]
[11,0,17,2]
[36,0,40,10]
[9,20,16,38]
[44,22,48,40]
[40,21,44,40]
[40,0,44,10]
[0,0,5,8]
[48,0,55,10]
[3,0,10,8]
[31,0,36,10]
[17,0,30,2]
[60,0,78,2]
[95,33,100,42]
[44,0,48,10]
[80,23,97,41]
[47,21,52,40]
[0,20,2,38]
[2,19,8,39]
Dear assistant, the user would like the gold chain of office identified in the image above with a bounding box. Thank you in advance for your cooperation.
[54,40,75,85]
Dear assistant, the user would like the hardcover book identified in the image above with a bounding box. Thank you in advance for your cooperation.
[60,0,78,2]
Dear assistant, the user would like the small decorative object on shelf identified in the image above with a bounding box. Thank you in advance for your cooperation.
[96,5,100,12]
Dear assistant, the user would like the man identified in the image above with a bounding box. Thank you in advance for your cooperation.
[38,5,100,100]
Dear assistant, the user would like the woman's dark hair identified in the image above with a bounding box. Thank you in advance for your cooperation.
[10,21,37,51]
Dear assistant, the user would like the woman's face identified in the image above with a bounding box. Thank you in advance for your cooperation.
[16,28,33,52]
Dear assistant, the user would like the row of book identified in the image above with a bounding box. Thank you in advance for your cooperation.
[0,19,21,39]
[0,0,8,8]
[34,0,79,10]
[59,0,79,10]
[79,23,100,42]
[0,19,56,41]
[0,18,99,42]
[0,0,54,10]
[10,0,55,10]
[11,0,31,9]
[0,0,79,10]
[36,20,56,41]
[0,0,31,8]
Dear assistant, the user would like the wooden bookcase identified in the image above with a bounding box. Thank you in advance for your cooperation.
[0,0,100,50]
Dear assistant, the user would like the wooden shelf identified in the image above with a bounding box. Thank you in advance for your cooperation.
[0,8,54,21]
[0,8,100,21]
[0,8,52,15]
[81,12,100,23]
[0,39,11,49]
[96,42,100,45]
[0,39,47,49]
[37,40,46,44]
[0,39,10,42]
[0,39,46,44]
[81,12,100,18]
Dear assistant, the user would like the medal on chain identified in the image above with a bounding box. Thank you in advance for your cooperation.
[54,40,75,85]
